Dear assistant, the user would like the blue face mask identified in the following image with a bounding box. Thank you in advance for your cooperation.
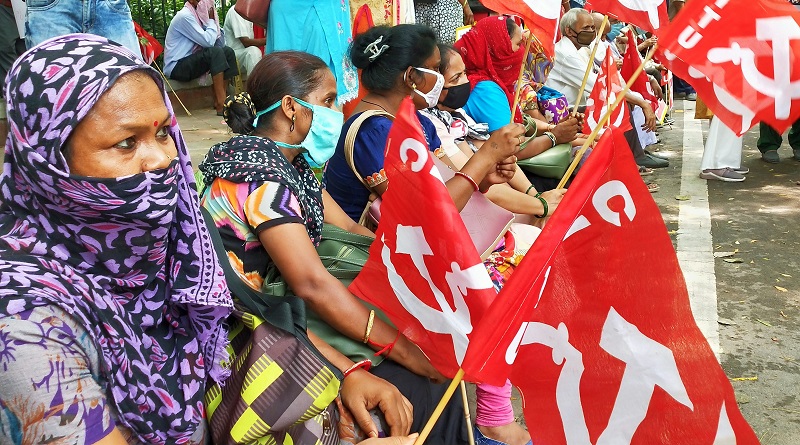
[253,97,344,167]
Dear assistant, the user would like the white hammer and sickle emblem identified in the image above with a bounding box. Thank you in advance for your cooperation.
[381,226,494,364]
[707,17,800,120]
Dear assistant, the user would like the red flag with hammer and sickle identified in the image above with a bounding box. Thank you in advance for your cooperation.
[586,0,669,34]
[461,127,759,444]
[658,0,800,135]
[349,97,497,381]
[583,46,633,134]
[479,0,563,58]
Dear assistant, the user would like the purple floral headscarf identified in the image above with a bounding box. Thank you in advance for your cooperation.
[0,34,232,443]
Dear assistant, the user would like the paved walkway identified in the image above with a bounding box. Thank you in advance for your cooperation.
[175,108,233,165]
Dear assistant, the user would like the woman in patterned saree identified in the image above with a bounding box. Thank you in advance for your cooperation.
[0,35,415,445]
[0,34,233,444]
[200,50,466,444]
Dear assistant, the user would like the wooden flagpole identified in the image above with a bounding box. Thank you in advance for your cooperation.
[413,369,465,445]
[557,43,658,189]
[509,35,535,124]
[571,15,608,117]
[460,381,476,445]
[153,61,192,116]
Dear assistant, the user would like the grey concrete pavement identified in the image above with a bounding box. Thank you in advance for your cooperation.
[175,107,233,166]
[654,101,800,445]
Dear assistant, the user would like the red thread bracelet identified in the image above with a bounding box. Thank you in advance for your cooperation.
[343,359,372,378]
[368,330,402,357]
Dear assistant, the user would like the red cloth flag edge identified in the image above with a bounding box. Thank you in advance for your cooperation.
[464,128,760,443]
[621,29,660,113]
[349,98,497,381]
[660,48,759,135]
[585,0,669,35]
[656,0,800,135]
[461,130,616,386]
[583,46,633,134]
[479,0,562,59]
[133,22,163,66]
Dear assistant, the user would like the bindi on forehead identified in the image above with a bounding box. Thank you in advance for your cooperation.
[154,121,159,127]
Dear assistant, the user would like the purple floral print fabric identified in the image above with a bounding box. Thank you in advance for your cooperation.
[0,34,232,444]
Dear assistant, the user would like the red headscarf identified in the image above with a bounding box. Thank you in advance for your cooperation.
[454,16,525,120]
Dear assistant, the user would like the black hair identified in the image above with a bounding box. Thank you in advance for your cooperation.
[437,44,459,75]
[505,17,518,38]
[224,51,329,134]
[350,24,438,92]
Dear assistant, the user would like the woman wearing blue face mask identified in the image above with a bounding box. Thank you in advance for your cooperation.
[198,50,469,444]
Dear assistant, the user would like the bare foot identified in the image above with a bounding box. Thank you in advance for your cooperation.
[478,422,531,445]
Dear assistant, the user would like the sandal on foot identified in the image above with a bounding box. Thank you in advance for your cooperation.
[647,183,660,193]
[638,166,654,176]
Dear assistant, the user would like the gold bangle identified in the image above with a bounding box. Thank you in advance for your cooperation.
[461,0,469,7]
[363,310,376,344]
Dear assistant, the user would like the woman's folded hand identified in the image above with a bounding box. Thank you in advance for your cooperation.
[341,370,414,438]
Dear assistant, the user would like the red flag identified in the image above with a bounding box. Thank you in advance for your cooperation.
[621,29,660,112]
[657,0,800,135]
[583,46,633,134]
[661,49,758,134]
[462,128,759,443]
[133,22,163,66]
[585,0,668,35]
[349,98,497,380]
[479,0,563,58]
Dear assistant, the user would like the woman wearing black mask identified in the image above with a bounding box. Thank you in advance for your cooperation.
[422,44,566,225]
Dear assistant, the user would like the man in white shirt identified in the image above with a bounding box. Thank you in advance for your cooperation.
[224,7,265,77]
[546,9,597,105]
[547,8,666,168]
[164,0,238,114]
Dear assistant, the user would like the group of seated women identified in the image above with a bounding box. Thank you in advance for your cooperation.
[0,15,587,445]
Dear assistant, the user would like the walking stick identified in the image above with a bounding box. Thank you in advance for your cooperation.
[153,61,192,116]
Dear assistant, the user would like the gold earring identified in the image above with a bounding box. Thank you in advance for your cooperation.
[290,115,295,132]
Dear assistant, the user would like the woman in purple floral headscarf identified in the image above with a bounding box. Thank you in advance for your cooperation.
[0,34,232,444]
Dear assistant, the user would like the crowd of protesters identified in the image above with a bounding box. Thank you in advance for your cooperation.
[1,1,798,444]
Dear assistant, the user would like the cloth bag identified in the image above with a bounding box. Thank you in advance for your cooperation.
[262,224,391,366]
[515,114,572,179]
[536,85,570,124]
[201,208,342,445]
[516,143,572,179]
[234,0,270,28]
